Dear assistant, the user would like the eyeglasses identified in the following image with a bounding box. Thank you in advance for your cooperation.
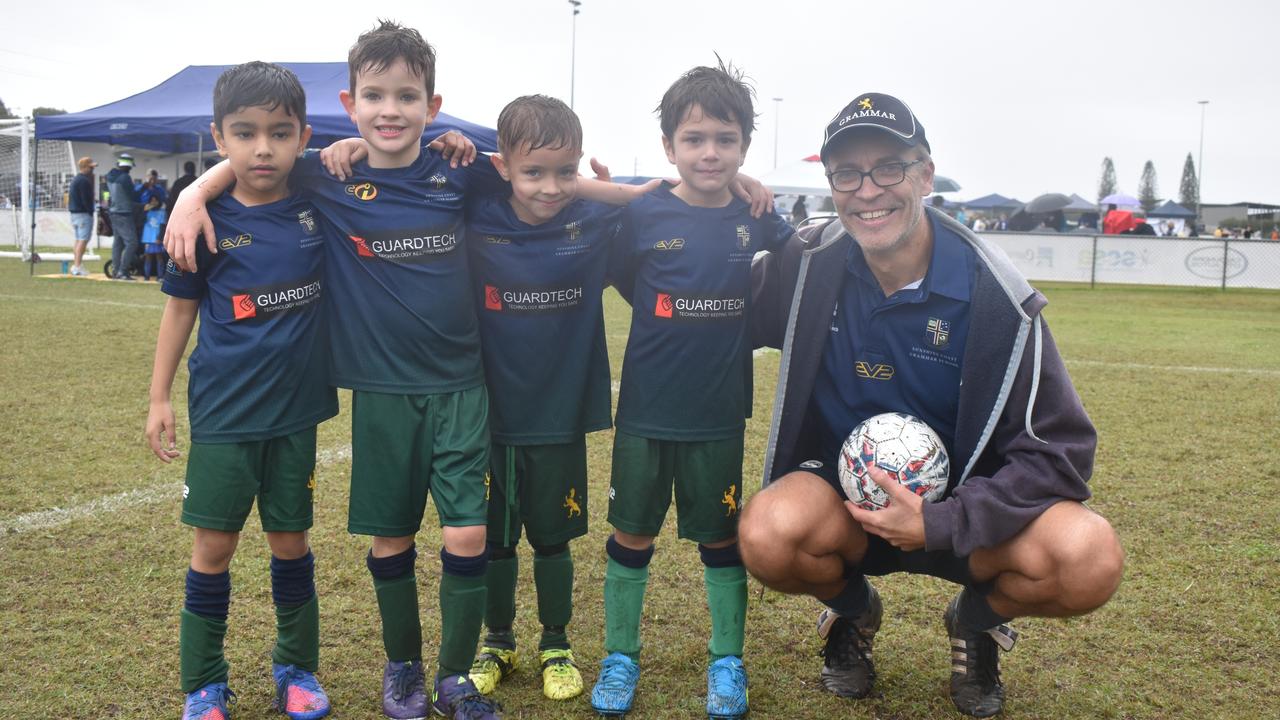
[826,160,923,193]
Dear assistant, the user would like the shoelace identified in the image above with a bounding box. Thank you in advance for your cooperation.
[597,658,637,689]
[187,687,236,717]
[391,663,424,702]
[708,662,746,697]
[819,618,877,683]
[453,692,502,720]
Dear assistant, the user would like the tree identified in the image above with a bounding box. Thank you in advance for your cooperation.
[1138,160,1159,212]
[31,107,66,116]
[1178,153,1199,211]
[1097,157,1117,203]
[0,98,15,119]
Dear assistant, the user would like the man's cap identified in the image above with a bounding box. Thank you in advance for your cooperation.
[116,153,135,168]
[820,92,929,162]
[77,156,97,171]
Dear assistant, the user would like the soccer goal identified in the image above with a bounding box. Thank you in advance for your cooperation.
[0,118,77,259]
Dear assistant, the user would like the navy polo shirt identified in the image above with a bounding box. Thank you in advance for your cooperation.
[811,212,975,464]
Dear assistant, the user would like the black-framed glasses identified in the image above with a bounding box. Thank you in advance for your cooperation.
[826,160,923,193]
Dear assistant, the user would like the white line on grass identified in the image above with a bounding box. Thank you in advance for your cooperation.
[0,293,163,311]
[1,443,353,536]
[1065,358,1280,377]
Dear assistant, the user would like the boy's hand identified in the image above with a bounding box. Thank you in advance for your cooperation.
[732,174,775,218]
[164,190,216,272]
[145,400,181,463]
[320,138,369,181]
[428,130,476,168]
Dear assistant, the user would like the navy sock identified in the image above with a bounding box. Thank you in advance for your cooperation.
[821,573,871,619]
[698,542,744,568]
[367,544,417,581]
[185,567,231,621]
[956,586,1010,632]
[606,535,654,569]
[440,548,489,577]
[270,551,315,607]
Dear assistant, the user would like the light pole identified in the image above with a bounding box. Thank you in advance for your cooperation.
[1196,100,1208,230]
[569,1,582,110]
[772,97,783,169]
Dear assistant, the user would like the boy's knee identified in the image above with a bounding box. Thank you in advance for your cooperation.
[442,524,487,556]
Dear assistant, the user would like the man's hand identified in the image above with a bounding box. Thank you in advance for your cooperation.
[145,399,181,463]
[164,189,216,272]
[320,138,368,181]
[428,130,476,168]
[846,463,927,551]
[731,174,774,218]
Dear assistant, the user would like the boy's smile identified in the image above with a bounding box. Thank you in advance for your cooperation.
[211,104,311,207]
[340,58,441,169]
[493,144,582,225]
[662,105,747,208]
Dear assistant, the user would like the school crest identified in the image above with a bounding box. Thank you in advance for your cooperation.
[563,488,582,518]
[428,173,448,190]
[297,209,316,233]
[736,225,751,249]
[565,221,582,242]
[721,485,738,516]
[925,317,951,348]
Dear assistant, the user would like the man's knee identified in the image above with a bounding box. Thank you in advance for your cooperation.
[1054,508,1124,613]
[739,472,839,579]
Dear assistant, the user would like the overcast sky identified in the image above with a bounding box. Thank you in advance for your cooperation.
[3,0,1275,204]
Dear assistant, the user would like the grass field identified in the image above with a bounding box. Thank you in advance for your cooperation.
[1,259,1277,719]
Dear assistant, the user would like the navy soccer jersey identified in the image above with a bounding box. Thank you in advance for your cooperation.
[613,184,794,441]
[467,195,624,444]
[291,149,506,394]
[811,211,975,464]
[162,193,337,443]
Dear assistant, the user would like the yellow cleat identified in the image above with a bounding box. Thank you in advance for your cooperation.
[540,648,584,700]
[468,646,517,695]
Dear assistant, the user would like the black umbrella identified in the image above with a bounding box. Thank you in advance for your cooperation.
[1024,193,1072,214]
[933,175,961,193]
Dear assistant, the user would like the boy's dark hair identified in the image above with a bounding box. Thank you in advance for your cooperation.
[212,61,307,131]
[349,19,436,97]
[656,55,756,143]
[497,95,582,156]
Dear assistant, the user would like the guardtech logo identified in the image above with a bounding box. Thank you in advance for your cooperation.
[654,293,674,318]
[654,238,684,251]
[231,294,257,320]
[345,182,378,201]
[349,235,375,257]
[484,285,502,311]
[855,361,895,380]
[219,234,252,250]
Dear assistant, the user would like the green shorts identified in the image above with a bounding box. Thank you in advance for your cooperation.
[607,430,744,543]
[348,386,490,536]
[181,427,318,533]
[488,437,589,548]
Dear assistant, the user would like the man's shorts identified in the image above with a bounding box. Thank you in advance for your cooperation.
[795,459,974,586]
[70,212,93,242]
[181,426,318,533]
[348,386,490,537]
[487,437,589,548]
[607,430,743,543]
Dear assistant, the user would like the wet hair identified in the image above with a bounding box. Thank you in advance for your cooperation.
[497,95,582,156]
[212,61,306,131]
[348,19,436,97]
[656,54,756,143]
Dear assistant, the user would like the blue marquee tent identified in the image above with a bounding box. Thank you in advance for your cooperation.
[1148,199,1196,218]
[962,193,1022,211]
[34,62,497,153]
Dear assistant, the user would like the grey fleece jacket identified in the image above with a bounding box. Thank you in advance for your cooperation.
[751,207,1096,556]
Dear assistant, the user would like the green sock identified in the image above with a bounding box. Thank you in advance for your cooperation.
[179,608,229,693]
[534,549,574,650]
[604,557,648,662]
[438,571,487,677]
[704,565,747,660]
[373,573,422,662]
[273,594,320,671]
[483,553,518,649]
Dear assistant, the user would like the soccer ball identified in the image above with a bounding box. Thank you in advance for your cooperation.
[838,412,950,511]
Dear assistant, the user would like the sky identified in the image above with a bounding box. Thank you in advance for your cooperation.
[2,0,1276,204]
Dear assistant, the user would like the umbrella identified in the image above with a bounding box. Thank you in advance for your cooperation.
[1101,193,1141,208]
[933,175,961,193]
[1024,193,1072,214]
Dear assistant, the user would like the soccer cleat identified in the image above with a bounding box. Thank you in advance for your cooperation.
[468,646,518,695]
[817,584,882,699]
[943,594,1018,718]
[590,652,640,717]
[539,648,584,700]
[382,659,429,720]
[183,682,235,720]
[271,663,331,720]
[431,674,502,719]
[705,656,748,720]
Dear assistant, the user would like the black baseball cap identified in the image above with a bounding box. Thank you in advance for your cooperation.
[820,92,929,162]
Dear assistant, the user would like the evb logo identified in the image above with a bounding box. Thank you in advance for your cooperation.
[855,361,895,380]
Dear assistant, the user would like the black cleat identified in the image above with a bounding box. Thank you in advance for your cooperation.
[943,594,1018,717]
[816,584,882,699]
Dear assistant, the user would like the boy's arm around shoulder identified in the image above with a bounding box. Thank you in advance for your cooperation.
[146,297,199,463]
[165,161,234,272]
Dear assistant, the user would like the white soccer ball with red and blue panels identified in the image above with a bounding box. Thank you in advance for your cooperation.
[838,412,950,511]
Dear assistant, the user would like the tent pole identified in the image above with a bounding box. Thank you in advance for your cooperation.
[196,133,203,173]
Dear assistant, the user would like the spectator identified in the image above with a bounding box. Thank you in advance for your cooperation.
[166,161,198,217]
[1120,211,1156,235]
[971,216,987,232]
[105,154,141,280]
[791,195,809,225]
[68,156,97,276]
[994,214,1008,231]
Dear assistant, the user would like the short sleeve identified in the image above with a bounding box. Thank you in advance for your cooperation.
[160,246,209,300]
[289,151,327,193]
[606,205,639,300]
[464,154,509,197]
[761,209,796,252]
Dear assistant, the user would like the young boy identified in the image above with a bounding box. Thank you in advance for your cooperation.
[463,95,625,703]
[590,61,795,720]
[145,61,337,720]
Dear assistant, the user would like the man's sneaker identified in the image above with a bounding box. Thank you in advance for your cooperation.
[71,265,88,277]
[183,682,235,720]
[468,646,517,695]
[943,594,1018,718]
[431,674,502,719]
[590,652,640,716]
[705,656,748,720]
[816,584,882,699]
[540,648,584,700]
[382,660,429,720]
[271,663,331,720]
